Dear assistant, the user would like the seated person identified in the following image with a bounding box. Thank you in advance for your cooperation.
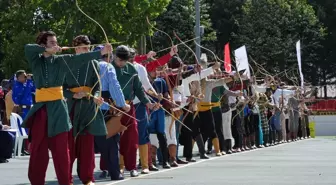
[0,123,15,163]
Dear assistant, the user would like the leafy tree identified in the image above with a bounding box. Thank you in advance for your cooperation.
[308,0,336,84]
[0,0,171,77]
[206,0,245,58]
[232,0,325,85]
[1,31,35,77]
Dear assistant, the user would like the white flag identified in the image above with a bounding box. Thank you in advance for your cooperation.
[234,46,251,78]
[296,41,304,92]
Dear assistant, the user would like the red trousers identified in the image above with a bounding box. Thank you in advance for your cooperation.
[120,103,138,171]
[68,102,95,184]
[27,106,70,185]
[68,130,95,184]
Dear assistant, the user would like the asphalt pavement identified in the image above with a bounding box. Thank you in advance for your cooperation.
[1,137,335,185]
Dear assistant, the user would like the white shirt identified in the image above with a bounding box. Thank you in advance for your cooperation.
[132,62,156,104]
[171,85,189,111]
[273,89,294,107]
[252,85,267,94]
[182,67,214,97]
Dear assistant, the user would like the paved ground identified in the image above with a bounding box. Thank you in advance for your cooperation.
[313,116,336,136]
[1,137,336,185]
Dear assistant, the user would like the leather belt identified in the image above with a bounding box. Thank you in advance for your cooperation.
[20,105,31,109]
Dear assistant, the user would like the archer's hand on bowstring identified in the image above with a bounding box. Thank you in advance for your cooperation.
[93,96,104,106]
[73,92,87,99]
[212,62,221,70]
[157,93,164,101]
[45,46,62,55]
[122,104,131,112]
[196,93,204,100]
[100,44,113,56]
[170,45,178,56]
[147,51,157,59]
[147,102,161,111]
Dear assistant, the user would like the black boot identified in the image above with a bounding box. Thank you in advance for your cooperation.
[226,139,233,154]
[264,134,269,147]
[277,131,282,143]
[157,133,171,169]
[195,135,209,159]
[207,138,213,154]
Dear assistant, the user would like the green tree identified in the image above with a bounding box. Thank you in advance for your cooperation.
[0,0,171,77]
[1,31,35,77]
[233,0,325,85]
[206,0,245,58]
[308,0,336,92]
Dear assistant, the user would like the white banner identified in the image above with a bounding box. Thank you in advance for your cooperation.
[234,45,251,78]
[296,40,304,92]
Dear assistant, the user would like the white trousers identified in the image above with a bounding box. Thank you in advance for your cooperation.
[165,116,177,146]
[149,116,177,148]
[222,110,235,146]
[150,134,159,148]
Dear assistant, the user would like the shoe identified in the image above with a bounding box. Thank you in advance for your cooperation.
[84,181,95,185]
[99,171,108,178]
[149,164,159,171]
[141,168,149,174]
[236,148,241,152]
[130,170,139,177]
[170,161,178,167]
[221,151,226,155]
[186,158,196,162]
[227,150,233,154]
[0,159,8,163]
[177,159,189,164]
[215,152,222,156]
[110,173,124,181]
[22,151,30,156]
[200,154,209,159]
[162,162,171,169]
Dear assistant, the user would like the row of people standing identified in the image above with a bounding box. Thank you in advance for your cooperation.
[20,30,312,185]
[204,80,312,155]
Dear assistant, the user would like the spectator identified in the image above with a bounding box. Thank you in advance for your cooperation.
[5,83,14,124]
[12,70,35,156]
[12,70,35,119]
[0,123,15,163]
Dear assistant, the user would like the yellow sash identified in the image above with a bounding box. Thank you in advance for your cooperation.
[211,102,221,107]
[35,86,63,103]
[197,102,214,112]
[70,86,92,93]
